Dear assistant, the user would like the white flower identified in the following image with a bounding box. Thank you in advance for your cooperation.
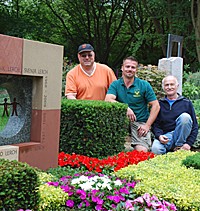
[114,179,122,186]
[72,175,122,191]
[79,182,93,191]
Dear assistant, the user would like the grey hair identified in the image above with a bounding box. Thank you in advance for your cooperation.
[162,75,179,90]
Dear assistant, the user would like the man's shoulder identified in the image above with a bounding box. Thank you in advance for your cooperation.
[109,78,122,86]
[135,77,150,85]
[67,65,80,75]
[96,63,112,71]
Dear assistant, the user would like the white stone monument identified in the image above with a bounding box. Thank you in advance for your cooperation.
[158,57,183,94]
[158,34,183,94]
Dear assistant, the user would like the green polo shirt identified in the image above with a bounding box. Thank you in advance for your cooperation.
[107,77,157,122]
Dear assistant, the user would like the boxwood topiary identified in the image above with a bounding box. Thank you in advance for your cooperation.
[60,99,128,158]
[0,159,40,210]
[182,152,200,169]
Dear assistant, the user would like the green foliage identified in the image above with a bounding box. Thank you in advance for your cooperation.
[191,99,200,149]
[62,57,77,97]
[183,71,200,100]
[0,88,10,130]
[185,71,200,87]
[60,99,128,158]
[115,150,200,210]
[182,82,199,100]
[1,0,199,69]
[182,152,200,170]
[46,166,84,181]
[137,65,166,99]
[0,115,9,131]
[0,159,40,210]
[193,99,200,127]
[38,184,68,211]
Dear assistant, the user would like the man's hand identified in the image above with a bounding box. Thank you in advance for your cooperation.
[159,135,169,144]
[137,124,150,137]
[181,143,191,150]
[127,107,136,122]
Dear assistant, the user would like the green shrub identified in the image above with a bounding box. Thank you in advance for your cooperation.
[32,171,68,211]
[46,166,82,181]
[115,150,200,210]
[183,71,200,100]
[0,159,40,210]
[182,152,200,170]
[137,65,166,99]
[193,99,200,127]
[182,82,199,100]
[60,99,128,158]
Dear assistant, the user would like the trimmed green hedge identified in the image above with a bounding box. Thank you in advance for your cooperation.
[59,99,128,158]
[182,152,200,169]
[115,150,200,210]
[0,159,40,210]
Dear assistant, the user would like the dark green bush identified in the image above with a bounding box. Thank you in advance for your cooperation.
[182,152,200,169]
[60,99,128,158]
[0,159,40,210]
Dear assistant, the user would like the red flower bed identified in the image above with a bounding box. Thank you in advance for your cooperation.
[58,150,155,173]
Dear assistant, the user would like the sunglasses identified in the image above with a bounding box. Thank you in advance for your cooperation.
[80,53,93,58]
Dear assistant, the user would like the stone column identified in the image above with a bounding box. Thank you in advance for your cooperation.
[158,57,183,94]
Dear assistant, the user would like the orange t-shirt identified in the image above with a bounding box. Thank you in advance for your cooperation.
[65,63,117,100]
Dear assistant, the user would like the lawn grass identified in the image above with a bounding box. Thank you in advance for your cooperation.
[0,105,9,131]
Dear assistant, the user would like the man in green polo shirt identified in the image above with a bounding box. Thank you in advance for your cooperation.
[105,56,160,152]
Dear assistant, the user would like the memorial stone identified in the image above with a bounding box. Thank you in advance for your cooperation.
[158,34,183,94]
[0,34,63,170]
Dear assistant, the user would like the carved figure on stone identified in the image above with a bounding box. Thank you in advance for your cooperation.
[0,98,10,117]
[11,98,20,116]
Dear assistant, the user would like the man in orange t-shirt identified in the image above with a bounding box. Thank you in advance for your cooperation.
[65,43,116,100]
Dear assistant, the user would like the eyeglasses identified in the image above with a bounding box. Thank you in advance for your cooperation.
[80,53,93,58]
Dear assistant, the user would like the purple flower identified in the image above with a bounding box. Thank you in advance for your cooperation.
[95,204,103,210]
[76,189,87,199]
[84,199,90,207]
[125,200,134,210]
[60,185,71,192]
[78,202,84,208]
[107,195,122,203]
[47,181,59,187]
[119,186,129,194]
[66,199,74,208]
[133,196,144,204]
[126,181,136,188]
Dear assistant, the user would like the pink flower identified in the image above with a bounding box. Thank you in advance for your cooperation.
[66,199,74,208]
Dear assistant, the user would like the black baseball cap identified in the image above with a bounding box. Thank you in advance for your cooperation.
[78,44,94,53]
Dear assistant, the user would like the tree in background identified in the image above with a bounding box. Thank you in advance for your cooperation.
[191,0,200,62]
[0,0,199,70]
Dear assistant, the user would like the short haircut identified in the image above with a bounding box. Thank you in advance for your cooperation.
[162,75,179,90]
[123,56,138,64]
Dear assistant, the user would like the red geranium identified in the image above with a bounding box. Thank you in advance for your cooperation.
[58,150,155,173]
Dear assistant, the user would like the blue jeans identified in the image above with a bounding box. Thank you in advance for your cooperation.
[152,113,193,154]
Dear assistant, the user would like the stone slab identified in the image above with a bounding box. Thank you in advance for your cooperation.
[0,34,22,75]
[0,145,19,161]
[22,39,63,110]
[14,109,61,170]
[0,34,63,170]
[158,57,183,94]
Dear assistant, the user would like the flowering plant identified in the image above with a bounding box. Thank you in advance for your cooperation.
[58,150,155,173]
[17,210,32,211]
[124,193,177,211]
[47,171,137,210]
